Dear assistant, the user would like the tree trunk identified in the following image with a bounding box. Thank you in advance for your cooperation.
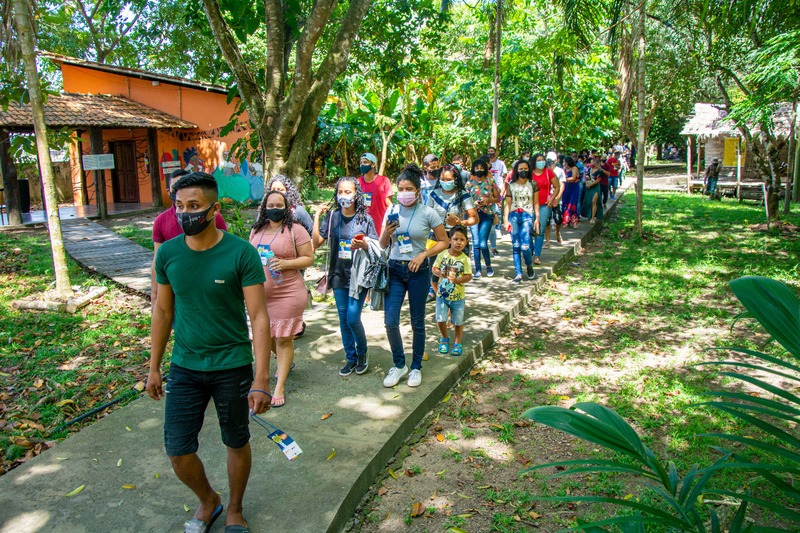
[0,129,23,225]
[635,0,646,238]
[12,0,73,299]
[490,0,503,148]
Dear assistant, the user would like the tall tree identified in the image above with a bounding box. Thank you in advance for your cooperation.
[10,0,73,299]
[490,0,503,147]
[202,0,371,182]
[635,0,646,237]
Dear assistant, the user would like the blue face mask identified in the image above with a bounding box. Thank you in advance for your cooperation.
[359,164,372,175]
[441,180,456,191]
[536,160,546,170]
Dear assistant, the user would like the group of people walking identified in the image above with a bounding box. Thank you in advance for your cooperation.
[146,146,628,531]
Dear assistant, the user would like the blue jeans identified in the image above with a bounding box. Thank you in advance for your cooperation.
[508,210,533,276]
[385,260,430,370]
[534,204,551,257]
[333,288,368,363]
[470,211,493,273]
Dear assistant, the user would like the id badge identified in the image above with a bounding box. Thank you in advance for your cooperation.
[257,244,270,266]
[338,239,352,260]
[363,192,373,207]
[268,429,303,461]
[397,232,413,254]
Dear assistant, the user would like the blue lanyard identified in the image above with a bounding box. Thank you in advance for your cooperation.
[257,227,281,248]
[401,203,418,234]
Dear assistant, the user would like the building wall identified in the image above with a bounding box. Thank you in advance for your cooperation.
[62,64,265,205]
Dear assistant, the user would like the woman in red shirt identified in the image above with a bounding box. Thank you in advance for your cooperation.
[530,153,561,265]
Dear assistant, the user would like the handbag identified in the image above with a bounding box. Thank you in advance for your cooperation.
[315,212,333,294]
[365,256,390,294]
[550,206,563,226]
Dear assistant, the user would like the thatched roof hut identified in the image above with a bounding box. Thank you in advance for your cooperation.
[681,102,792,138]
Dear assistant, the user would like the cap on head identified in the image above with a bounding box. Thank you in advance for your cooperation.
[712,157,719,162]
[361,152,377,165]
[546,151,558,162]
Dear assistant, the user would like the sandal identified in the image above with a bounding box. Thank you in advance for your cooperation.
[534,257,541,265]
[544,242,551,249]
[438,337,450,354]
[184,504,223,533]
[225,524,250,533]
[270,396,285,408]
[451,344,463,356]
[557,237,563,245]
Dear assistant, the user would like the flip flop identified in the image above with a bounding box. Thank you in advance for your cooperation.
[184,503,223,533]
[270,396,285,408]
[225,524,250,533]
[273,362,296,379]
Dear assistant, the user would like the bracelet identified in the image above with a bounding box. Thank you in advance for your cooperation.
[248,389,272,399]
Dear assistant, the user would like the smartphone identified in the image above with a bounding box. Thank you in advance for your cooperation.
[387,213,399,224]
[353,233,365,241]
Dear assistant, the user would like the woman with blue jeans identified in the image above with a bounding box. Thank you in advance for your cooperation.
[466,159,499,278]
[530,153,561,265]
[313,177,377,377]
[379,164,449,389]
[503,159,541,282]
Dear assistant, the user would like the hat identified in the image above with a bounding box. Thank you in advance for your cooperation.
[712,157,719,162]
[546,151,558,162]
[361,152,377,165]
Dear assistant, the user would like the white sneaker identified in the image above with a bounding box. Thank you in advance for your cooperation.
[383,366,408,387]
[407,369,422,387]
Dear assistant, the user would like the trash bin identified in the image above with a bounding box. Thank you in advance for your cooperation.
[18,179,30,213]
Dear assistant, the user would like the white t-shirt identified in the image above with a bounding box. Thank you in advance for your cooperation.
[553,166,566,183]
[508,180,536,215]
[490,159,508,190]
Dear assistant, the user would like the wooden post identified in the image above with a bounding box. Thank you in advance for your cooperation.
[687,136,692,194]
[70,131,87,206]
[696,137,701,178]
[736,138,742,201]
[147,128,163,208]
[89,127,107,219]
[0,128,23,225]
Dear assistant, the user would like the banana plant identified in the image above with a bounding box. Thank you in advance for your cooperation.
[522,276,800,532]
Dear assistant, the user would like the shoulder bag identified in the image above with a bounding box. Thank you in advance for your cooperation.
[315,211,334,295]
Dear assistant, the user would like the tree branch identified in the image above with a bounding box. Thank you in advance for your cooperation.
[263,0,285,116]
[201,0,265,127]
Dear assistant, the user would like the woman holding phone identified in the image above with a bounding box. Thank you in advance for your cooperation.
[313,177,377,376]
[380,164,449,388]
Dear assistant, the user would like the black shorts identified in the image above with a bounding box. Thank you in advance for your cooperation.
[164,363,253,456]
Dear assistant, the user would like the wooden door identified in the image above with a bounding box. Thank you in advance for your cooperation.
[109,141,139,203]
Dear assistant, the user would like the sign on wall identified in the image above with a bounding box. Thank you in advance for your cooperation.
[723,138,746,167]
[82,154,115,171]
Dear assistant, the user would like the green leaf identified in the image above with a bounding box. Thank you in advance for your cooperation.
[729,276,800,357]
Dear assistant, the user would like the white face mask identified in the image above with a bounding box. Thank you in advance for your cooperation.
[337,193,355,208]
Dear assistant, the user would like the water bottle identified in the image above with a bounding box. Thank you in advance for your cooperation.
[262,249,283,285]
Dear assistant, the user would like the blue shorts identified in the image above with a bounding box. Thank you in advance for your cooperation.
[164,363,253,456]
[435,297,466,326]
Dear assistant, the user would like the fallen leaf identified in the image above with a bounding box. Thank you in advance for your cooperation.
[326,449,336,460]
[514,454,530,466]
[184,504,191,512]
[448,446,459,453]
[450,527,469,533]
[430,489,437,500]
[559,353,567,362]
[422,352,429,361]
[320,412,333,420]
[392,394,399,399]
[457,493,472,499]
[404,469,414,477]
[33,378,44,388]
[514,420,531,428]
[442,392,451,403]
[435,469,446,476]
[559,395,571,401]
[65,484,85,497]
[154,472,159,479]
[133,381,145,392]
[457,513,473,518]
[125,427,132,431]
[56,456,68,461]
[529,511,542,519]
[513,327,520,336]
[11,437,32,448]
[410,502,425,517]
[121,484,136,489]
[378,486,388,497]
[388,469,397,479]
[117,459,122,467]
[436,434,445,442]
[469,369,480,376]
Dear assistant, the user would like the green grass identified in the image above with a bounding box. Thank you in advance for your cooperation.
[0,230,154,470]
[112,225,154,250]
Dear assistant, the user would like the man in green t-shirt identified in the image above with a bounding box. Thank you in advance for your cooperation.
[146,172,271,533]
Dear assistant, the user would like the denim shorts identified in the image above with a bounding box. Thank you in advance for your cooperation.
[435,297,466,326]
[164,363,253,456]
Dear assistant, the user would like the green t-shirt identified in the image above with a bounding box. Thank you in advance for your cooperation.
[433,250,472,301]
[155,231,266,371]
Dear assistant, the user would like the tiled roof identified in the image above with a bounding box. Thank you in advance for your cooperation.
[0,92,197,130]
[42,53,228,95]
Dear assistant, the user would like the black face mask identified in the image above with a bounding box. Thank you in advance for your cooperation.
[265,208,286,223]
[177,205,215,236]
[429,168,442,179]
[474,169,487,178]
[518,170,530,180]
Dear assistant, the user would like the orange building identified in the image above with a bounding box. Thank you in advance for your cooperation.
[2,54,263,211]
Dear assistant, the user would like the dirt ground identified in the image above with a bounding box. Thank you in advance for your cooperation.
[349,234,758,533]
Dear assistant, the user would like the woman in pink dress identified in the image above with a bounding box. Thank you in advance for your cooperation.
[249,191,314,407]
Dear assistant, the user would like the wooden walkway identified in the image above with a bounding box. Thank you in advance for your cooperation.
[62,218,152,296]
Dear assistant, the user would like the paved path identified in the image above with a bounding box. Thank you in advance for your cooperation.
[61,219,153,295]
[0,182,630,533]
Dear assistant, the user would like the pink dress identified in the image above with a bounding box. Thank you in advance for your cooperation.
[249,224,311,338]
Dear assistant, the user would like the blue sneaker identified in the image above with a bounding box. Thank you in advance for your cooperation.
[474,270,482,279]
[486,267,495,277]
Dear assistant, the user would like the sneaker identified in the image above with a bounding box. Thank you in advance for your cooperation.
[512,275,522,284]
[526,264,535,279]
[407,369,422,387]
[491,248,499,257]
[383,366,408,387]
[610,194,616,201]
[486,267,495,277]
[473,270,482,279]
[339,361,357,376]
[355,353,369,374]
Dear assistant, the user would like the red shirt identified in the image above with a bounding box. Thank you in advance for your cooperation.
[358,173,393,233]
[152,205,228,243]
[607,157,620,177]
[600,163,611,186]
[531,168,555,205]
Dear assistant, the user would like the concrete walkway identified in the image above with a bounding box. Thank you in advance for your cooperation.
[0,182,630,533]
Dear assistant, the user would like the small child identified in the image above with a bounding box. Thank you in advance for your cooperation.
[432,225,473,356]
